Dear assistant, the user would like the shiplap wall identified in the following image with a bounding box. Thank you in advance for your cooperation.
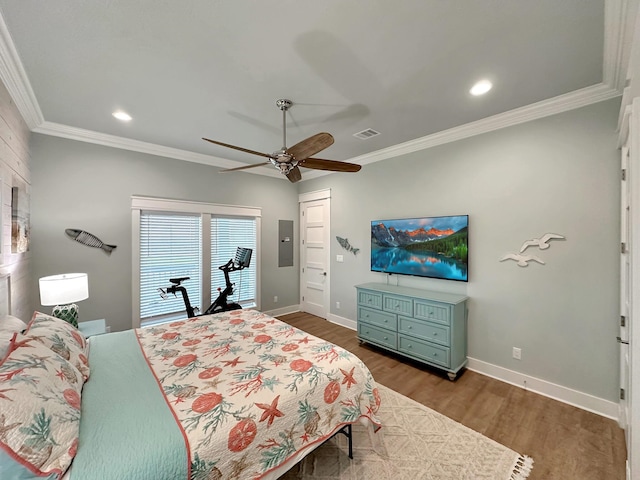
[0,79,31,321]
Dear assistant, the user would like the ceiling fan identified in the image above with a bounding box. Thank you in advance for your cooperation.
[203,99,362,183]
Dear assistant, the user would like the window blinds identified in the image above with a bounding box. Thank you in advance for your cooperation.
[211,217,257,307]
[140,212,202,321]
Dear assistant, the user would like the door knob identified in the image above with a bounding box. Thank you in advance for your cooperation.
[617,336,630,345]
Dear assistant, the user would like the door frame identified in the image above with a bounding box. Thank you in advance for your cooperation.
[299,189,331,318]
[627,97,640,479]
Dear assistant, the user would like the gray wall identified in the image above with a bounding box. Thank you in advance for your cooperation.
[30,135,299,332]
[300,99,621,402]
[29,98,622,402]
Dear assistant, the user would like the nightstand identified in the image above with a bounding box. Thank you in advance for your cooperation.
[78,319,107,338]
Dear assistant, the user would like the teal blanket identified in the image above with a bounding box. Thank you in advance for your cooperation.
[70,331,187,480]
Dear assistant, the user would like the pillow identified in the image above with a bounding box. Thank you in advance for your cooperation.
[0,331,14,359]
[0,315,27,333]
[0,333,82,479]
[24,312,90,381]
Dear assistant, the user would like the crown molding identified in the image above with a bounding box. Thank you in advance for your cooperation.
[33,120,284,179]
[0,11,43,129]
[354,83,621,166]
[302,82,621,182]
[604,0,640,90]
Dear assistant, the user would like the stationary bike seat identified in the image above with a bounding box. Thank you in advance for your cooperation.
[169,276,190,285]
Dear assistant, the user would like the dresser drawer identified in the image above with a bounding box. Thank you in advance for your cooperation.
[358,290,383,310]
[398,317,450,347]
[383,294,413,316]
[358,306,397,330]
[398,335,450,367]
[359,323,397,349]
[414,300,451,325]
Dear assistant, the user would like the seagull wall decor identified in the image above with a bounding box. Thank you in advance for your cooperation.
[500,232,566,268]
[519,233,565,253]
[500,253,546,267]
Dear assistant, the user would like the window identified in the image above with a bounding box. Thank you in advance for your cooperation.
[132,197,261,328]
[211,217,257,308]
[139,212,202,324]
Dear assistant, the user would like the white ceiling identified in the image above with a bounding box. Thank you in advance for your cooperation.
[0,1,635,180]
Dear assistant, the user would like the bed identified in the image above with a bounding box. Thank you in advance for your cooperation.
[0,309,382,480]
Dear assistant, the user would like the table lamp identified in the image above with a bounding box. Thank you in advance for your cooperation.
[39,273,89,328]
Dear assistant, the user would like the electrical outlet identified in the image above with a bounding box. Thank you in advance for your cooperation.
[273,296,278,303]
[105,325,111,333]
[512,347,521,360]
[336,301,340,309]
[336,255,344,263]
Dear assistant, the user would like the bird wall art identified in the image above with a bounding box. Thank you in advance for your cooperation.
[501,232,565,268]
[519,233,565,253]
[500,253,545,267]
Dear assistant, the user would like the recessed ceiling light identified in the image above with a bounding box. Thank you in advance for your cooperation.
[112,110,132,121]
[470,80,493,96]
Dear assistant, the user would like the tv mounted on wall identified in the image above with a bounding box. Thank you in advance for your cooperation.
[371,215,469,282]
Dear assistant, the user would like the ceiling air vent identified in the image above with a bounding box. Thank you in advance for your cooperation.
[353,128,380,140]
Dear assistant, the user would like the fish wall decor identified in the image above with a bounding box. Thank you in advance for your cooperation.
[65,229,117,254]
[336,236,359,255]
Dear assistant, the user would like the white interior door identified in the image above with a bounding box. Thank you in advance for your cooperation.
[299,192,330,318]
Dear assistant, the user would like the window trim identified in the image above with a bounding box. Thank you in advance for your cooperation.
[131,195,261,328]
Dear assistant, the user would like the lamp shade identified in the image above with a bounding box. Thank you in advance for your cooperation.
[39,273,89,306]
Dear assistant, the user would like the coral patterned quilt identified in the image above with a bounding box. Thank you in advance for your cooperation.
[135,309,381,479]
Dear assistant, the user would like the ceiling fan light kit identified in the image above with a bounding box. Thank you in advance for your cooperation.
[203,99,362,183]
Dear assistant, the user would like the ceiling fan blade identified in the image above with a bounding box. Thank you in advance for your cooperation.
[286,166,302,183]
[286,132,334,162]
[300,157,361,172]
[203,138,273,159]
[219,161,271,172]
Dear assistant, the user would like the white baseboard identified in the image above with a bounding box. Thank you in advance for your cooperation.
[327,313,357,330]
[268,309,618,420]
[262,305,300,317]
[467,357,619,421]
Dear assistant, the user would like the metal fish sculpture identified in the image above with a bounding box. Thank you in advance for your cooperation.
[336,236,359,255]
[65,229,117,254]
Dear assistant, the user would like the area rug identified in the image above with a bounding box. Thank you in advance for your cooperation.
[281,384,533,480]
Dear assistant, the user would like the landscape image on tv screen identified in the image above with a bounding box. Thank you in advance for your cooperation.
[371,215,468,282]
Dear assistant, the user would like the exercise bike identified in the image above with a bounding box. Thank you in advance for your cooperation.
[158,247,253,318]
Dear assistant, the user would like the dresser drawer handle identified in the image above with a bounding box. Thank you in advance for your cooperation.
[407,344,412,349]
[384,336,388,340]
[365,314,369,318]
[433,332,438,336]
[433,352,438,357]
[408,325,412,329]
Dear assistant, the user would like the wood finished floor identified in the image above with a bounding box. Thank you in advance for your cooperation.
[277,312,627,480]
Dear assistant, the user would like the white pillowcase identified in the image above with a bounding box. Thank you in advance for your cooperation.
[0,330,15,358]
[0,316,27,358]
[0,314,27,333]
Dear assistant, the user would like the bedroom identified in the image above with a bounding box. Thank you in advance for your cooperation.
[0,1,638,479]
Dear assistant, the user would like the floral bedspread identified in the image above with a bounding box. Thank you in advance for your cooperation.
[135,309,381,480]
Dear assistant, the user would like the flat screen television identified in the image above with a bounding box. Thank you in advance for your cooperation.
[371,215,468,282]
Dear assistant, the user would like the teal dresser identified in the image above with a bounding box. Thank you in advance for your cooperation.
[356,283,468,380]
